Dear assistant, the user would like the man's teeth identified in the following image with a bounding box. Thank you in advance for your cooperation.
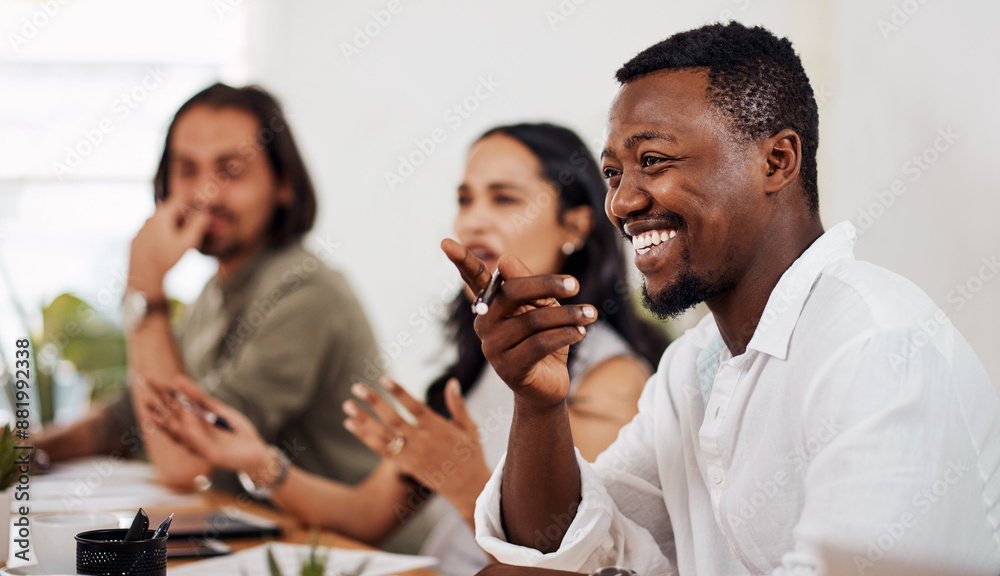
[631,229,677,253]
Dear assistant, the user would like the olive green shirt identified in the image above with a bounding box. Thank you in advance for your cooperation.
[108,240,382,493]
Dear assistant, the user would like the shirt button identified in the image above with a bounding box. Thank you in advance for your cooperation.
[710,469,724,484]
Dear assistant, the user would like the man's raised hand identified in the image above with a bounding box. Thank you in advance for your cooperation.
[128,195,211,295]
[441,238,597,412]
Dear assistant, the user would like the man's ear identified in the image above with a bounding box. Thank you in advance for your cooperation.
[762,129,802,194]
[561,205,594,248]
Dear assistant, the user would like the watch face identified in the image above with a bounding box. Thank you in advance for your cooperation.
[238,470,272,500]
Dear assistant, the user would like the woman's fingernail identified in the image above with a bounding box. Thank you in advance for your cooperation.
[343,401,357,416]
[583,306,596,318]
[352,383,368,399]
[344,419,357,432]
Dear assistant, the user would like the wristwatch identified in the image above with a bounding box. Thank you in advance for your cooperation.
[238,446,291,500]
[121,290,169,334]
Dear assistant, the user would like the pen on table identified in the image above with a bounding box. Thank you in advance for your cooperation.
[472,269,503,316]
[152,513,173,539]
[170,390,235,432]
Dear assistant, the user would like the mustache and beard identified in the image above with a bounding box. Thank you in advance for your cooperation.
[641,244,736,319]
[625,212,738,319]
[194,207,245,260]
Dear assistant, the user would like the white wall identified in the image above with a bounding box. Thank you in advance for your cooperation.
[243,0,1000,392]
[821,0,1000,386]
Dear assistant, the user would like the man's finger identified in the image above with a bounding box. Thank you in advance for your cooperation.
[495,253,535,279]
[501,326,588,376]
[492,275,581,310]
[174,375,212,408]
[441,238,492,294]
[179,210,210,248]
[490,305,596,351]
[137,375,172,412]
[172,408,219,457]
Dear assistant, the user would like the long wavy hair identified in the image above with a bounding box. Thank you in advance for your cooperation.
[426,123,669,417]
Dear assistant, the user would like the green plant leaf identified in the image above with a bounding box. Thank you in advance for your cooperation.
[0,426,24,491]
[267,544,284,576]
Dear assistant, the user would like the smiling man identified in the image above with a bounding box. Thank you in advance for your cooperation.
[37,84,381,496]
[448,23,1000,575]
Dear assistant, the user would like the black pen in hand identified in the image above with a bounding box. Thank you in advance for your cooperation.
[170,390,235,432]
[472,269,504,315]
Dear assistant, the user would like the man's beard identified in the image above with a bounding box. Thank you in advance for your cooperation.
[641,246,737,320]
[198,234,245,261]
[196,208,245,260]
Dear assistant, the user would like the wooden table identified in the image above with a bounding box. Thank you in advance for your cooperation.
[148,490,440,575]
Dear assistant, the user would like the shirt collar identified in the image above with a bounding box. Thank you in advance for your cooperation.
[744,221,858,360]
[213,240,301,307]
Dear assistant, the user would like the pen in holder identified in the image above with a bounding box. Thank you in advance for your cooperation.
[75,529,167,576]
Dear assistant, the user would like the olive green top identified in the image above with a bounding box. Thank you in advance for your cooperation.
[107,240,382,494]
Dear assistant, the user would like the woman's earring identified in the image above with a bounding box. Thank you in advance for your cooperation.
[562,242,577,256]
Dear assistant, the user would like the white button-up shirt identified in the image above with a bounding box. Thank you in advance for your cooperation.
[475,222,1000,575]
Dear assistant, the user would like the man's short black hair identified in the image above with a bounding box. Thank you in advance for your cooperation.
[616,22,820,214]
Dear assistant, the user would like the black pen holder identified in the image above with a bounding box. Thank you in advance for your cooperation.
[76,529,167,576]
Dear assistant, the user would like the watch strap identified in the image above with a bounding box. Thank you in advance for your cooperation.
[238,446,290,499]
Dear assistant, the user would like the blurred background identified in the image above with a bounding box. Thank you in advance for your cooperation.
[1,0,998,427]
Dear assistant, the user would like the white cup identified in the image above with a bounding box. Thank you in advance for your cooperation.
[33,512,120,574]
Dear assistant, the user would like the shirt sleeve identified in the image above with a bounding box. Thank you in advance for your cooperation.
[474,373,677,575]
[774,328,1000,576]
[205,281,340,442]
